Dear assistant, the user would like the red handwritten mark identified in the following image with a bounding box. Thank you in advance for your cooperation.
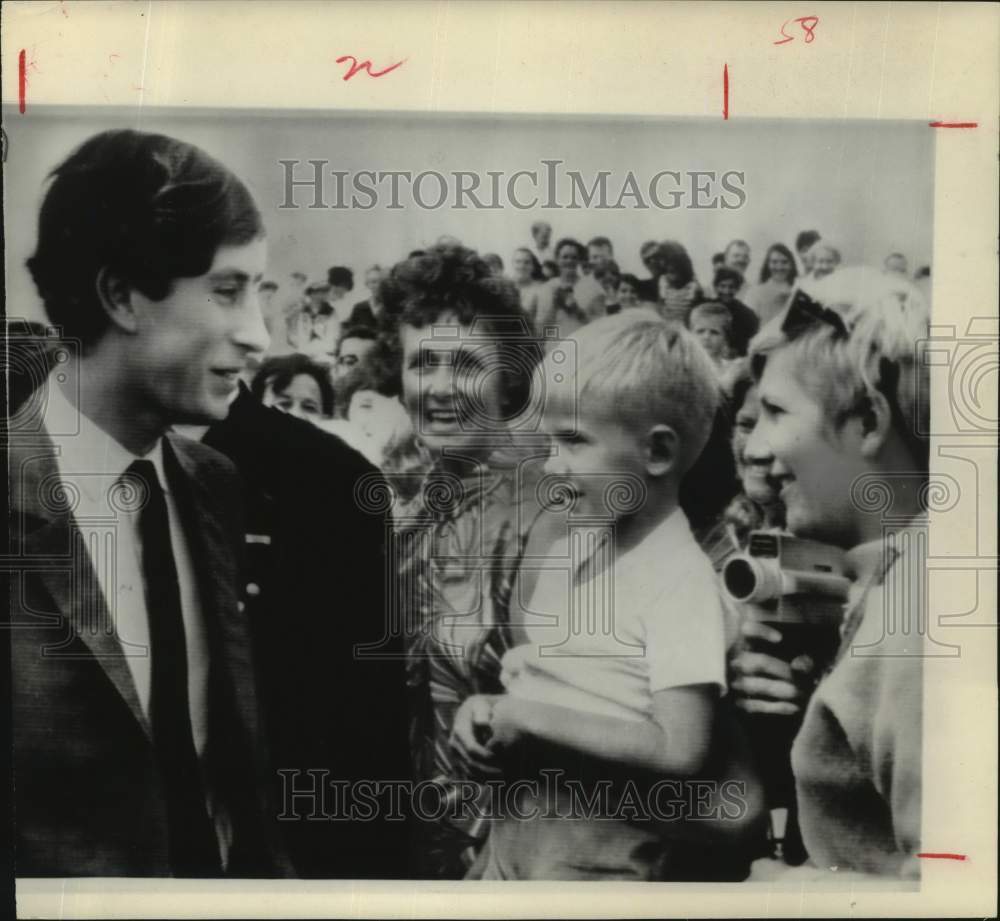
[775,16,819,45]
[335,55,406,82]
[917,852,968,860]
[723,63,729,120]
[929,121,978,129]
[18,49,27,113]
[109,53,121,64]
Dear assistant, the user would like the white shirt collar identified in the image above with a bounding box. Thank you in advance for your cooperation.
[45,372,168,502]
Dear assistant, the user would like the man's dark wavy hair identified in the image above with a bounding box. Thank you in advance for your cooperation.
[380,241,540,419]
[27,129,263,349]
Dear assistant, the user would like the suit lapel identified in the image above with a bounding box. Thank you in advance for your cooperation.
[165,435,275,870]
[164,436,257,745]
[163,436,239,648]
[11,439,152,738]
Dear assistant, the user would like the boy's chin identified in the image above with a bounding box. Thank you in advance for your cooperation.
[786,507,848,548]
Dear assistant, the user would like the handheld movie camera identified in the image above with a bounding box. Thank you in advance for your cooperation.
[722,531,851,669]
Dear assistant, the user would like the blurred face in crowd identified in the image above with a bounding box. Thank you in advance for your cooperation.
[262,372,325,423]
[129,238,269,425]
[532,222,552,250]
[766,249,793,282]
[365,267,383,293]
[400,312,505,460]
[306,285,330,309]
[884,254,908,276]
[724,242,751,275]
[512,249,536,284]
[556,243,582,281]
[662,265,683,289]
[335,335,375,381]
[690,313,728,361]
[748,346,868,547]
[797,246,814,273]
[349,388,390,435]
[714,277,738,304]
[588,243,612,273]
[541,400,647,523]
[483,254,505,277]
[617,279,640,309]
[599,268,621,297]
[641,244,665,278]
[731,385,780,506]
[811,247,839,279]
[349,389,412,458]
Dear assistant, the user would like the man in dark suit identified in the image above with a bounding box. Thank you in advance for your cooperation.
[8,129,289,877]
[203,386,411,878]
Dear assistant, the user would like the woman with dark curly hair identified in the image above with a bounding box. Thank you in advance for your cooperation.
[655,240,704,324]
[380,240,543,878]
[250,353,335,423]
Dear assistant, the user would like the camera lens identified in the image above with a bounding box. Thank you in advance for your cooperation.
[723,557,758,601]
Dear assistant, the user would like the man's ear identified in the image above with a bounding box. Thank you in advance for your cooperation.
[858,389,894,459]
[645,424,679,477]
[95,267,140,334]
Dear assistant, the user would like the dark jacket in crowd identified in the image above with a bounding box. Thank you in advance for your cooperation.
[203,386,412,878]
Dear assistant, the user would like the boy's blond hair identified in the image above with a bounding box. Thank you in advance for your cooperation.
[750,267,930,469]
[541,309,720,474]
[689,301,733,330]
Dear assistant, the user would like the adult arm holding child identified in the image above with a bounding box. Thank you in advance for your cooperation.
[452,684,717,777]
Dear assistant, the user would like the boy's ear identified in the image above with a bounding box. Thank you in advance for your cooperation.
[645,424,679,477]
[857,389,894,459]
[95,267,141,334]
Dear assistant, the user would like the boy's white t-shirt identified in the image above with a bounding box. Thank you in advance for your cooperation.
[500,508,728,724]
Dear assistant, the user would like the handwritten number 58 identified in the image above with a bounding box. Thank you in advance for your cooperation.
[775,16,819,45]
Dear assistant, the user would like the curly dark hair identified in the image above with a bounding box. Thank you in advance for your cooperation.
[327,265,355,291]
[27,129,263,349]
[250,354,335,416]
[713,266,744,290]
[553,237,587,262]
[380,241,539,417]
[658,240,696,288]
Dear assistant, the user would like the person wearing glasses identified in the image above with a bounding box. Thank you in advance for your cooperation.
[736,269,929,880]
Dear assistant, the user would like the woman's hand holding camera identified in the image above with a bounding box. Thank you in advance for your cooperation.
[729,619,818,717]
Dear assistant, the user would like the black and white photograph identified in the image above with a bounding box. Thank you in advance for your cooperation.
[3,2,997,919]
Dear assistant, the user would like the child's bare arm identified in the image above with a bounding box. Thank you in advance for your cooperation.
[490,684,717,776]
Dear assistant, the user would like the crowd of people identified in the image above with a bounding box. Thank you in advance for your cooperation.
[248,221,930,506]
[9,128,929,884]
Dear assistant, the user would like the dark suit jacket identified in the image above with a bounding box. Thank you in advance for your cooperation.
[203,388,411,878]
[8,419,291,877]
[347,301,378,329]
